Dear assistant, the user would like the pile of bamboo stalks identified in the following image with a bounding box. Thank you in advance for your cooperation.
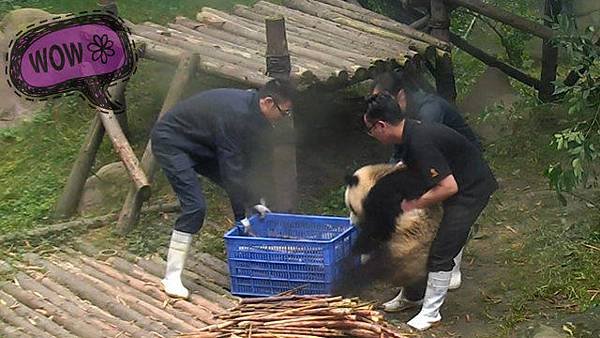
[179,294,410,338]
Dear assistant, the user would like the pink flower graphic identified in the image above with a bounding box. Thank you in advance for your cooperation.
[87,34,115,64]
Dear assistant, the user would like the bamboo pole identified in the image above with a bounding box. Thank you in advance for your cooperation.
[116,53,197,234]
[539,0,561,102]
[0,290,77,338]
[447,0,555,40]
[0,322,31,338]
[449,32,542,89]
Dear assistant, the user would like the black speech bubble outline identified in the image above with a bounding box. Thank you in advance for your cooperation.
[5,11,138,114]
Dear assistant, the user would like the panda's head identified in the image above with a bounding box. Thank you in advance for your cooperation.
[344,163,403,225]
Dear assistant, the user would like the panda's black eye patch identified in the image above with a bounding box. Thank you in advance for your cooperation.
[345,174,359,186]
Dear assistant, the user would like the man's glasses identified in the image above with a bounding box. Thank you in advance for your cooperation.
[274,101,293,117]
[366,122,377,136]
[365,120,384,136]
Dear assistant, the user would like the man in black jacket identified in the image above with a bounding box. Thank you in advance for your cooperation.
[151,79,294,298]
[363,93,497,330]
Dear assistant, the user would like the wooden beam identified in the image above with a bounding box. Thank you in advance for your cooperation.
[449,32,542,89]
[539,0,561,102]
[430,0,457,102]
[265,17,297,212]
[116,53,197,234]
[447,0,555,40]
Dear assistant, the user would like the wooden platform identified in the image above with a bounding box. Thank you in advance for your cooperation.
[0,243,234,338]
[133,0,449,87]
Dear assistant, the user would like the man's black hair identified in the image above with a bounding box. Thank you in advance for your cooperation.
[258,78,295,103]
[364,92,405,125]
[372,70,418,96]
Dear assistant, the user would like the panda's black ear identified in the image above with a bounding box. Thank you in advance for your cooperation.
[345,174,359,186]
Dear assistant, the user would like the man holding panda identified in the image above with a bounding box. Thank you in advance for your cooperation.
[363,92,498,330]
[373,72,485,311]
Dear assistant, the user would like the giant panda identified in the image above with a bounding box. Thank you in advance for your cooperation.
[341,163,443,289]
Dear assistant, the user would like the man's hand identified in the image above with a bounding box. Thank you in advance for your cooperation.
[235,217,253,235]
[401,199,419,212]
[252,199,271,218]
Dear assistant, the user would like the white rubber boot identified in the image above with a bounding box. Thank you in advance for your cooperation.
[449,248,464,290]
[406,271,452,331]
[381,288,423,312]
[161,230,192,299]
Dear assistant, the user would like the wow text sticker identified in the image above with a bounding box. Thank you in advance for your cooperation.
[6,12,136,113]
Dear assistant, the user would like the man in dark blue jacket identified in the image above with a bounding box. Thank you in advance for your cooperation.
[151,79,294,298]
[372,71,483,311]
[372,71,482,162]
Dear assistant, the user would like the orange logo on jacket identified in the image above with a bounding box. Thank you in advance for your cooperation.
[430,168,439,178]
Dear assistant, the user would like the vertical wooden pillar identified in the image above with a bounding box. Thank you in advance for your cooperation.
[539,0,561,102]
[430,0,457,102]
[265,17,297,212]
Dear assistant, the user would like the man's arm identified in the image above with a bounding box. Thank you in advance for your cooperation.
[402,174,458,211]
[215,123,250,221]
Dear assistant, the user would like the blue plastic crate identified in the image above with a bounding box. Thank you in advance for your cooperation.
[224,212,358,297]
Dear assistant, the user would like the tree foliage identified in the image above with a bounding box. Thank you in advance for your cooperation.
[545,16,599,207]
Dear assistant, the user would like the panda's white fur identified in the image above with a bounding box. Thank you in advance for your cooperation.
[344,163,442,286]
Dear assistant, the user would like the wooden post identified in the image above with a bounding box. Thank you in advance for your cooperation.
[539,0,561,102]
[265,17,296,212]
[430,0,457,102]
[116,53,197,234]
[54,116,105,218]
